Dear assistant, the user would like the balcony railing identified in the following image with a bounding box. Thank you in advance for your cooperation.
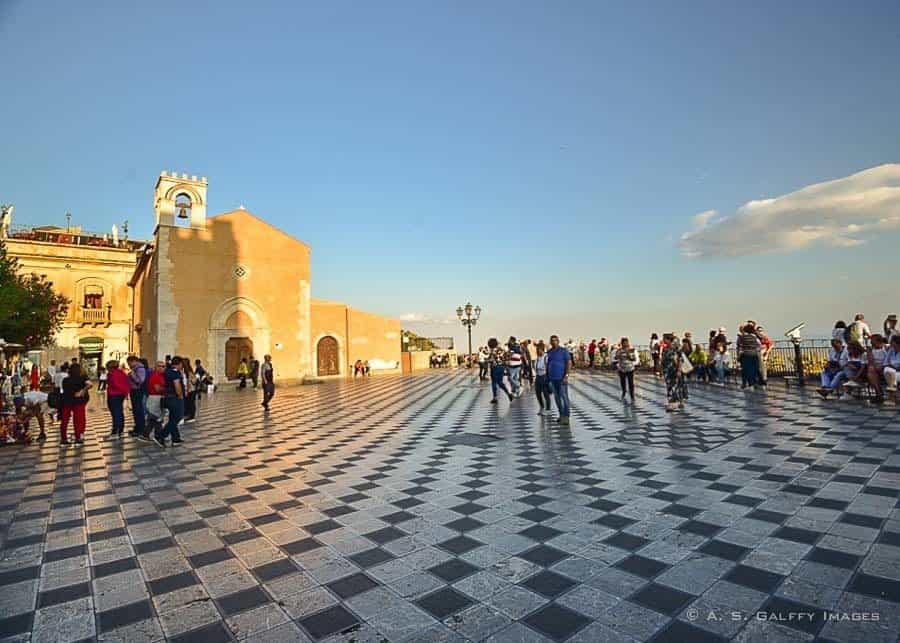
[78,307,111,324]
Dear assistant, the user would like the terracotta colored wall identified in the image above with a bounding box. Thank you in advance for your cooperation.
[163,212,311,379]
[348,308,401,373]
[310,300,348,376]
[6,238,137,361]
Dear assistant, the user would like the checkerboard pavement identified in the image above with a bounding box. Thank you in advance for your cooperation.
[1,370,898,642]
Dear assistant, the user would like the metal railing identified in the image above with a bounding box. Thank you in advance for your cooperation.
[7,225,145,250]
[583,339,832,381]
[78,307,110,324]
[403,336,455,352]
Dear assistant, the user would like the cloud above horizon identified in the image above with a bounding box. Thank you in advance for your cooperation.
[398,312,455,325]
[680,163,900,258]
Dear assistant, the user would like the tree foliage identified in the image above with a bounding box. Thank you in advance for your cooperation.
[0,239,69,348]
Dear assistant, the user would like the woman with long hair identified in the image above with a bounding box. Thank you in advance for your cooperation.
[737,324,762,389]
[661,333,687,412]
[650,333,661,377]
[183,357,197,422]
[59,363,92,445]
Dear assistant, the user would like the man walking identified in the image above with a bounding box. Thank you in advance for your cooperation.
[261,354,275,410]
[546,335,571,424]
[126,356,147,437]
[154,357,184,447]
[250,356,260,388]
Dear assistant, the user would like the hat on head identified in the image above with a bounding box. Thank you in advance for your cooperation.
[888,314,897,321]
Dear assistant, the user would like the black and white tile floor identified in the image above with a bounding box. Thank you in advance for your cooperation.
[1,370,898,642]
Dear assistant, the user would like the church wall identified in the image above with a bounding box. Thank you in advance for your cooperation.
[348,308,402,373]
[164,213,311,381]
[131,247,157,361]
[310,300,348,376]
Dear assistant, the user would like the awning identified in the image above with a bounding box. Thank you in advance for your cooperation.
[78,337,104,353]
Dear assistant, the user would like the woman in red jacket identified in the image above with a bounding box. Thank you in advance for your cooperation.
[105,360,131,438]
[30,364,40,390]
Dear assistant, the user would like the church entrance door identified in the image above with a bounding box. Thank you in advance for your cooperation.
[317,336,339,376]
[225,337,253,379]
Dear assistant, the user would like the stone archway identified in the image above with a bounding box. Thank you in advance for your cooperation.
[208,297,270,381]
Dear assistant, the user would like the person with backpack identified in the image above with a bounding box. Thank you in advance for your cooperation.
[126,356,147,438]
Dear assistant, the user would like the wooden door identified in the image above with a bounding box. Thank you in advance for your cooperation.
[225,337,253,379]
[317,336,339,376]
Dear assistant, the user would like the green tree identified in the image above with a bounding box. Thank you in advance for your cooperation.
[0,238,69,348]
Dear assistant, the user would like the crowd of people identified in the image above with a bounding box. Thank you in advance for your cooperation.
[0,352,276,447]
[469,313,898,417]
[818,314,900,404]
[476,336,571,424]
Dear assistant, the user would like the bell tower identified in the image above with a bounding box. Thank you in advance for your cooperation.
[154,171,208,229]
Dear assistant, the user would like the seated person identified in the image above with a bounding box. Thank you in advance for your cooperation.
[819,338,848,395]
[866,334,888,403]
[710,344,731,383]
[883,335,900,392]
[690,344,708,381]
[820,341,866,398]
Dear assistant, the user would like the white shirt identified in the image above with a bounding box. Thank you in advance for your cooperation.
[828,347,849,368]
[52,371,67,390]
[23,391,48,407]
[534,354,548,376]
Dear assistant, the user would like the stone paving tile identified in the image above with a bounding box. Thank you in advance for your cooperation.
[1,370,899,642]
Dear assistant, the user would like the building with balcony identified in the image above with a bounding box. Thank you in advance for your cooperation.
[2,223,146,375]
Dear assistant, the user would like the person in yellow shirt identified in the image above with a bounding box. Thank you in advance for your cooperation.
[690,344,708,382]
[237,358,250,389]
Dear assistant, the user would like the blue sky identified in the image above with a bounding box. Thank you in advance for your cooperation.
[2,1,898,348]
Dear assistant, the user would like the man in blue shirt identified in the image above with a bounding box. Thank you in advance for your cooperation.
[153,356,184,447]
[546,335,571,424]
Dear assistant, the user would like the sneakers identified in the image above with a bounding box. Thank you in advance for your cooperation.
[151,435,166,448]
[74,438,83,444]
[490,398,498,405]
[507,394,514,402]
[817,387,830,399]
[60,439,70,446]
[136,433,151,443]
[171,438,184,446]
[37,433,47,442]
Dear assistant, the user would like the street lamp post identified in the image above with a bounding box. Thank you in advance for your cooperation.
[456,302,481,360]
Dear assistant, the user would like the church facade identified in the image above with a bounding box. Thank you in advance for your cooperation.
[126,171,401,382]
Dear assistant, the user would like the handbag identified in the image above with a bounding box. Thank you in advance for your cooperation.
[680,357,694,375]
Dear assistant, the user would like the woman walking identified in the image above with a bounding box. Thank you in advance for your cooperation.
[615,337,637,402]
[487,338,513,404]
[661,333,687,412]
[59,363,92,445]
[533,341,553,415]
[650,333,661,377]
[105,361,130,438]
[29,364,40,391]
[183,358,197,422]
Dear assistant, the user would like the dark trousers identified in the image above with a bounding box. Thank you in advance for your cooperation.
[490,366,511,399]
[158,397,183,442]
[107,394,126,435]
[129,389,146,435]
[478,363,488,380]
[263,382,275,408]
[535,375,552,409]
[740,353,760,387]
[239,375,247,389]
[618,370,635,398]
[184,391,197,420]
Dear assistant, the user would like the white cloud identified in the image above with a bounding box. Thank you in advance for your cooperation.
[398,312,456,325]
[680,164,900,258]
